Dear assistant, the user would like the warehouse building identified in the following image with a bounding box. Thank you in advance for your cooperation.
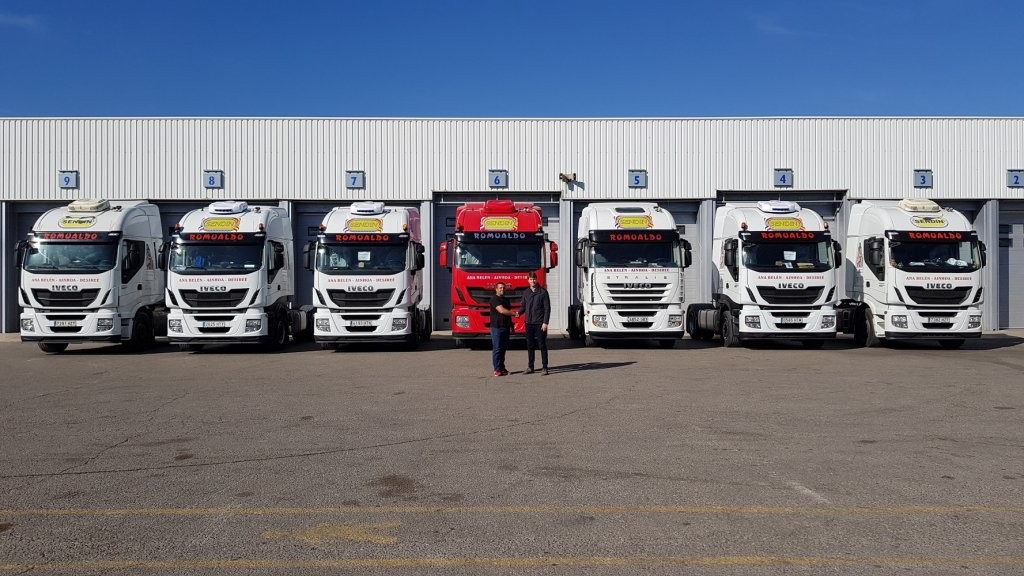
[2,117,1023,334]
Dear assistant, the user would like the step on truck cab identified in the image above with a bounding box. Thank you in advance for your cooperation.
[439,199,558,348]
[687,201,841,348]
[836,199,986,349]
[17,199,165,353]
[568,203,692,348]
[162,201,312,351]
[306,201,431,349]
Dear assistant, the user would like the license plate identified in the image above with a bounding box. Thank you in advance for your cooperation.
[202,321,227,328]
[52,320,79,327]
[777,317,804,324]
[925,316,948,323]
[350,320,374,327]
[624,316,647,323]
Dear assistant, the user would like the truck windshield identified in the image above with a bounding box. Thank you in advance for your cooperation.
[742,241,832,272]
[316,243,407,275]
[889,240,982,272]
[592,241,680,268]
[457,242,542,270]
[22,241,118,274]
[169,243,264,275]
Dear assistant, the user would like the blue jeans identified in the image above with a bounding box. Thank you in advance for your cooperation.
[490,327,510,372]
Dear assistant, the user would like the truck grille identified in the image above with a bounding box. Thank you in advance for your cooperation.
[32,289,100,308]
[468,288,522,306]
[756,287,823,305]
[328,289,395,308]
[768,311,810,330]
[904,287,970,305]
[179,289,248,308]
[604,283,672,303]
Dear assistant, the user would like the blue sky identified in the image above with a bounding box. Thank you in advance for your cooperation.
[0,0,1019,117]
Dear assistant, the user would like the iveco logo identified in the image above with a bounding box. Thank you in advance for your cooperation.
[51,284,80,292]
[926,283,954,290]
[778,283,805,289]
[347,286,375,292]
[198,285,228,292]
[623,283,653,289]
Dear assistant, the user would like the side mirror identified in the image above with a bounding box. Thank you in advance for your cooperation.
[681,239,693,268]
[548,241,558,270]
[723,240,737,268]
[415,244,426,270]
[833,240,843,269]
[575,239,585,268]
[866,239,883,268]
[303,241,315,271]
[979,241,987,268]
[157,242,169,271]
[439,240,449,269]
[15,240,27,270]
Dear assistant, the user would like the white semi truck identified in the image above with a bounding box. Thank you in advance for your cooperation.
[686,201,841,348]
[836,199,986,348]
[163,201,312,351]
[567,202,692,348]
[306,201,431,349]
[17,199,165,353]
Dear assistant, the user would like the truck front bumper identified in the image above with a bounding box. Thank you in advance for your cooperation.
[737,307,836,338]
[166,308,268,343]
[876,308,983,339]
[19,309,123,343]
[314,308,413,342]
[585,305,684,338]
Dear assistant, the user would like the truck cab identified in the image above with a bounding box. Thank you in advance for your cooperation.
[163,201,310,351]
[568,202,691,348]
[17,199,164,353]
[307,201,431,349]
[837,199,985,348]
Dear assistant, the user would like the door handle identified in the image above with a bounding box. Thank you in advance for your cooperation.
[866,282,871,287]
[137,284,143,290]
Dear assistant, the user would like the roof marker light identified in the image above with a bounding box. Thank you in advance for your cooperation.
[740,222,748,230]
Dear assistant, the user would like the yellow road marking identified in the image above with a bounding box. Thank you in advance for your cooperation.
[1,504,1023,517]
[262,522,399,545]
[2,556,1024,571]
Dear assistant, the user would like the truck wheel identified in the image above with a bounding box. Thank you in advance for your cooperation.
[939,339,965,349]
[38,342,68,354]
[420,308,432,342]
[320,342,338,351]
[404,315,421,350]
[178,343,203,352]
[658,339,676,349]
[567,306,582,340]
[856,310,879,348]
[123,312,154,352]
[265,313,288,351]
[721,312,740,348]
[801,340,825,349]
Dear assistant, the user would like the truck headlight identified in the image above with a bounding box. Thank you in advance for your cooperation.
[744,316,761,329]
[969,315,982,329]
[96,318,114,331]
[891,315,908,328]
[20,319,34,332]
[168,319,182,333]
[392,317,408,331]
[822,315,836,329]
[315,318,330,332]
[668,314,683,328]
[455,315,470,329]
[245,319,262,333]
[592,315,608,328]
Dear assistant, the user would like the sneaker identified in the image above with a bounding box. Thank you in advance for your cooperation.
[542,368,550,376]
[494,371,504,377]
[499,370,509,376]
[524,368,535,374]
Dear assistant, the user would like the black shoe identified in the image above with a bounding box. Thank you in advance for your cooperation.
[524,368,535,374]
[542,368,550,376]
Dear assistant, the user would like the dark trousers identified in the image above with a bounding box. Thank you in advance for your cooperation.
[490,327,510,372]
[525,323,548,369]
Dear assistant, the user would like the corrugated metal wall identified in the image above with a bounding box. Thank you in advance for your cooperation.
[3,118,1023,202]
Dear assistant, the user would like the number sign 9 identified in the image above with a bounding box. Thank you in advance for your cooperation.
[203,170,224,189]
[346,171,366,189]
[774,169,794,187]
[488,169,508,188]
[628,170,648,188]
[1008,170,1024,188]
[58,171,79,189]
[913,169,933,188]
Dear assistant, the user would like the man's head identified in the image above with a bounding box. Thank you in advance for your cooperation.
[527,271,538,289]
[494,282,506,296]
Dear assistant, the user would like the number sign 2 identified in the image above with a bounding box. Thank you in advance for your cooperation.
[1008,170,1024,188]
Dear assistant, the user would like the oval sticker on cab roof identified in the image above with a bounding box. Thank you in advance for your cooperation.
[345,218,383,232]
[201,217,240,231]
[481,216,518,231]
[912,215,948,228]
[765,217,804,231]
[615,215,653,229]
[58,216,96,228]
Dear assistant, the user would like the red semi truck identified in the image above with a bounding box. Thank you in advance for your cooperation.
[439,199,558,347]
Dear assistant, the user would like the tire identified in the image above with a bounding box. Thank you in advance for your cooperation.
[264,313,288,352]
[178,343,203,352]
[567,306,582,340]
[420,308,432,342]
[404,314,420,350]
[122,312,154,352]
[38,342,68,354]
[862,310,879,348]
[801,339,825,349]
[938,339,965,349]
[721,310,740,348]
[658,339,676,349]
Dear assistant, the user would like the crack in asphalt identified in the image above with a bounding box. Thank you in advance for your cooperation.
[0,393,626,479]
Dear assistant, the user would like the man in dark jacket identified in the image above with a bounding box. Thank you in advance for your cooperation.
[520,271,551,375]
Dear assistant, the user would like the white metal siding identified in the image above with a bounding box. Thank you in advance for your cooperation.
[4,118,1024,203]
